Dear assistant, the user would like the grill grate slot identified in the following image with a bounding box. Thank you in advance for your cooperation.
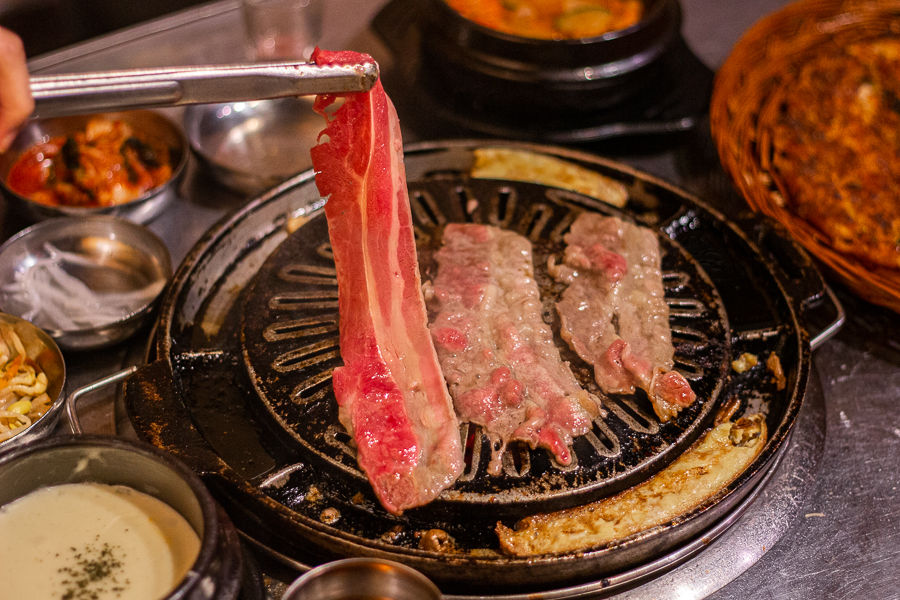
[662,271,691,291]
[263,316,339,341]
[269,291,339,311]
[502,441,532,478]
[733,326,784,342]
[551,451,580,472]
[667,297,707,318]
[548,209,578,245]
[673,357,705,380]
[671,325,710,349]
[271,339,339,373]
[291,366,337,405]
[458,422,481,482]
[410,189,445,229]
[325,424,357,459]
[278,264,337,286]
[587,419,620,457]
[518,202,553,241]
[488,185,517,228]
[316,243,333,260]
[603,397,660,435]
[454,185,481,222]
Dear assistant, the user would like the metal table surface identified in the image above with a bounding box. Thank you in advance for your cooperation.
[17,1,900,599]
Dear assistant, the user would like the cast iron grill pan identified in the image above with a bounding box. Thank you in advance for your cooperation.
[125,142,827,593]
[239,177,730,519]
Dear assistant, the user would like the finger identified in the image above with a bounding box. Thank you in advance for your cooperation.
[0,27,34,152]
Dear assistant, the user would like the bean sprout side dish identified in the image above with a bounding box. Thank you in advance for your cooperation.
[0,324,51,443]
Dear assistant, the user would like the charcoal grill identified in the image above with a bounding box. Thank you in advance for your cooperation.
[125,141,842,594]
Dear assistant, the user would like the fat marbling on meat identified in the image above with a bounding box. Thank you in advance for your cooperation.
[310,48,463,514]
[426,223,604,474]
[550,213,695,421]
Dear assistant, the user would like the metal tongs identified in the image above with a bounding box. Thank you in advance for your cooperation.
[29,61,379,119]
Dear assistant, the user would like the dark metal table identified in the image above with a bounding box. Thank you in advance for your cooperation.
[20,1,900,599]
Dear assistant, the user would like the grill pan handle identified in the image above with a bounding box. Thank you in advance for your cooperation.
[732,212,844,350]
[123,359,226,475]
[67,366,137,434]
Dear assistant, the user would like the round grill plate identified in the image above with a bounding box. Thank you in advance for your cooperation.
[241,177,731,518]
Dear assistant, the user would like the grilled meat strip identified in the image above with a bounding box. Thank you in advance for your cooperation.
[550,213,695,421]
[427,223,603,474]
[310,48,463,515]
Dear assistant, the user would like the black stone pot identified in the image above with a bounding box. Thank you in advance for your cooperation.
[417,0,682,116]
[0,435,248,600]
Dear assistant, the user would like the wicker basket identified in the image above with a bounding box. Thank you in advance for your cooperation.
[710,0,900,312]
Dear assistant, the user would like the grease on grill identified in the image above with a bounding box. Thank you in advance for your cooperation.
[419,529,456,553]
[767,352,786,391]
[380,525,405,544]
[306,486,321,502]
[320,507,341,524]
[731,352,759,373]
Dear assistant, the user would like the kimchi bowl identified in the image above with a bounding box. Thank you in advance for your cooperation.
[0,110,188,225]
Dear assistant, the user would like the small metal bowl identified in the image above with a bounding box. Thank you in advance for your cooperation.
[0,215,172,351]
[282,558,442,600]
[0,312,66,450]
[184,98,319,196]
[0,110,188,224]
[0,435,246,600]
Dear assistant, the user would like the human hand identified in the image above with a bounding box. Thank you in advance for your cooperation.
[0,27,33,152]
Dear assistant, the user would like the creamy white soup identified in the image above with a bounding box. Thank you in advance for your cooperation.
[0,482,201,600]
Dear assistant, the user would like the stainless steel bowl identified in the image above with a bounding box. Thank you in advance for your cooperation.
[0,435,245,600]
[282,558,442,600]
[184,98,320,196]
[0,215,172,351]
[0,312,66,450]
[0,110,188,224]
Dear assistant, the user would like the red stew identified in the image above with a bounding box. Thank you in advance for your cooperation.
[445,0,644,40]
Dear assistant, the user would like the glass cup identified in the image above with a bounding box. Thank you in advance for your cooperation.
[242,0,324,62]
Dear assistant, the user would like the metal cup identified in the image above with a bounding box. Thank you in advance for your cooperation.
[282,558,442,600]
[242,0,324,61]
